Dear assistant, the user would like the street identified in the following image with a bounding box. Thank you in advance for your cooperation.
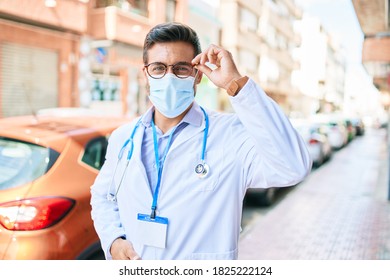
[239,126,390,259]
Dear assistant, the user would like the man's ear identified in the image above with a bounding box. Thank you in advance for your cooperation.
[142,67,148,80]
[195,71,203,84]
[142,67,150,93]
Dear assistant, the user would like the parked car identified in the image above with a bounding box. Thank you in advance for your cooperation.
[291,119,332,167]
[0,110,130,259]
[309,114,349,150]
[343,119,356,142]
[351,117,365,136]
[315,121,348,150]
[245,187,279,207]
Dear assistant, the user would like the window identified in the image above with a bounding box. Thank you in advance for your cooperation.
[81,137,109,170]
[265,26,277,48]
[239,7,258,32]
[91,75,121,102]
[96,1,149,17]
[166,0,176,22]
[259,56,280,83]
[239,49,258,73]
[128,0,148,17]
[0,138,59,191]
[276,33,287,50]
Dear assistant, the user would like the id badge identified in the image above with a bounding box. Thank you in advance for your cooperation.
[136,213,168,249]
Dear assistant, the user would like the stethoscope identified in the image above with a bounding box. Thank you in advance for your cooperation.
[106,106,210,203]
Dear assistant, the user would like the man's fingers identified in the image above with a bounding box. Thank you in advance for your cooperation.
[194,63,213,77]
[193,44,241,89]
[111,238,141,260]
[207,46,219,65]
[126,242,142,260]
[192,45,221,66]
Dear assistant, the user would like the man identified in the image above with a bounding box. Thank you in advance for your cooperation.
[90,22,311,260]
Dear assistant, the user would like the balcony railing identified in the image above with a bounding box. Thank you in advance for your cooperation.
[95,0,148,17]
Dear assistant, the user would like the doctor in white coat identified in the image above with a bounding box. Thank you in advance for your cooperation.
[90,22,312,260]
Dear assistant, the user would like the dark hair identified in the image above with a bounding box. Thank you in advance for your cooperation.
[143,22,202,64]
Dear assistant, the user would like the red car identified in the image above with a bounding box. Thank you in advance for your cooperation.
[0,110,130,259]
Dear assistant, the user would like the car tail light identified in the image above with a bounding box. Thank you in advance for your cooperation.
[309,138,319,145]
[0,197,75,231]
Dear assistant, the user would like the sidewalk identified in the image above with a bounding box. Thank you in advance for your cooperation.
[238,128,390,260]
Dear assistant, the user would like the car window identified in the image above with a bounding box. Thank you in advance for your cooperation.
[0,138,58,191]
[81,136,108,170]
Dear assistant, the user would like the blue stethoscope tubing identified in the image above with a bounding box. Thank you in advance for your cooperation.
[107,106,210,203]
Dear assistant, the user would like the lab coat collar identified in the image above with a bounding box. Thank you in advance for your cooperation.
[139,102,206,155]
[167,102,207,153]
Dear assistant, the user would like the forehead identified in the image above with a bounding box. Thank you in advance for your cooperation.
[147,41,195,64]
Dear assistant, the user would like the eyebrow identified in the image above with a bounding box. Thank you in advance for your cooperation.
[149,61,192,65]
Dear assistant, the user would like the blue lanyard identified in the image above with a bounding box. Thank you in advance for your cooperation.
[150,117,178,219]
[110,107,209,208]
[199,106,208,162]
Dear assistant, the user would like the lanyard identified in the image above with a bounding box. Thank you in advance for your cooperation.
[150,117,178,219]
[107,107,209,203]
[199,106,208,163]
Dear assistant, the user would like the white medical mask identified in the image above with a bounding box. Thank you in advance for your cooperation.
[148,73,195,118]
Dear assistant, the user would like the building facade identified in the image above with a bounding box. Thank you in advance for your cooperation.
[352,0,390,109]
[293,15,346,116]
[0,0,192,118]
[0,0,87,117]
[218,0,303,114]
[0,0,351,118]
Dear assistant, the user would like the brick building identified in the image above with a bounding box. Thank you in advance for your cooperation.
[0,0,191,117]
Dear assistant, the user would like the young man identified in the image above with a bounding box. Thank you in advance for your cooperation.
[90,22,312,260]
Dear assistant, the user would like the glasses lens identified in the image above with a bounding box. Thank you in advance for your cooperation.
[147,63,167,79]
[172,63,193,78]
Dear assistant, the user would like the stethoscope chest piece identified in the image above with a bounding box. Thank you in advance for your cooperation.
[195,162,209,178]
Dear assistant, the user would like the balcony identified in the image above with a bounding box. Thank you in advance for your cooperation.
[362,37,390,89]
[0,0,88,33]
[89,6,152,46]
[352,0,390,93]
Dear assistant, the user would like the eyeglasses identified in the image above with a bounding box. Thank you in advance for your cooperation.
[144,62,196,79]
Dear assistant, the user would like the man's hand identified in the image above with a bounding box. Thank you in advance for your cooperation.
[192,44,243,91]
[110,237,141,260]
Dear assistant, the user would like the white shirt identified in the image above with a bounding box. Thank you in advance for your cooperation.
[90,78,312,260]
[140,107,200,192]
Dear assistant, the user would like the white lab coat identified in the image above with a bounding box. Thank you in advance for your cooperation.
[90,78,312,260]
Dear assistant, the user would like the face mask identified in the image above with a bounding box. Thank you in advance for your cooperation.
[148,73,196,118]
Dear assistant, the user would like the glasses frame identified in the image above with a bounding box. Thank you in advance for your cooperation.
[144,61,197,79]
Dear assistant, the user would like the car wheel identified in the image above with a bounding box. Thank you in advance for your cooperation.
[86,249,105,260]
[257,188,276,206]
